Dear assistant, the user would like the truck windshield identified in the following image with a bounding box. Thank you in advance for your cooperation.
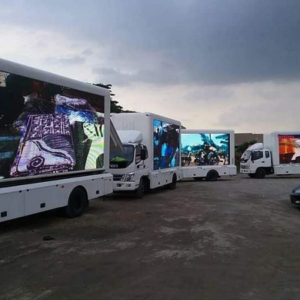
[110,145,134,169]
[241,150,251,162]
[252,151,263,161]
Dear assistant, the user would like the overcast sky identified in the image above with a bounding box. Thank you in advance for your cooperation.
[1,0,300,133]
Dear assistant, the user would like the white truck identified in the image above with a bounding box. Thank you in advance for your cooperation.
[180,129,236,181]
[240,132,300,178]
[109,112,182,198]
[0,58,119,222]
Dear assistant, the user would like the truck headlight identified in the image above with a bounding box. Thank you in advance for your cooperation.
[121,172,135,182]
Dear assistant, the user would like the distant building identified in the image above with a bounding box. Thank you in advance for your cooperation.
[235,133,263,147]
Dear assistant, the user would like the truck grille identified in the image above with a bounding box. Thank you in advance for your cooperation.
[240,165,249,170]
[113,174,123,181]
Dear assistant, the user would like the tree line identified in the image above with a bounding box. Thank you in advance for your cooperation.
[94,83,135,114]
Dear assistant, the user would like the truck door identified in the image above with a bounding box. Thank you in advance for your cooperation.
[264,150,272,167]
[251,150,265,171]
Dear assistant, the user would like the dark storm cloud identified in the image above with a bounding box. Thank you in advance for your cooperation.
[2,0,300,86]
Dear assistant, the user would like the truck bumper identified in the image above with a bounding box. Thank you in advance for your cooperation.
[240,169,251,174]
[113,181,139,191]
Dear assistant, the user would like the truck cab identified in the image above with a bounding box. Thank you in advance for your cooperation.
[240,143,272,178]
[109,130,149,197]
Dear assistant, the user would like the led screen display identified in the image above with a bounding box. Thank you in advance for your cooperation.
[279,135,300,164]
[0,70,105,180]
[153,119,180,170]
[181,133,230,166]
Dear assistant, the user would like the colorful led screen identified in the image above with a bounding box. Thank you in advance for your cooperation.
[279,135,300,164]
[0,70,105,180]
[181,133,230,166]
[153,120,180,170]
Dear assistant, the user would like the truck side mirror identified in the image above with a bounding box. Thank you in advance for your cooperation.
[251,153,254,163]
[141,148,147,160]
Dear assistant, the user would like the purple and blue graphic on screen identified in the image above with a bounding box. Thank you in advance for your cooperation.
[153,119,180,170]
[55,95,98,125]
[181,133,230,166]
[11,114,75,177]
[0,70,105,180]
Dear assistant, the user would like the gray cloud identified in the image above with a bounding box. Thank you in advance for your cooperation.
[46,55,85,66]
[93,65,186,86]
[93,68,131,86]
[1,0,300,87]
[215,82,300,132]
[81,49,93,56]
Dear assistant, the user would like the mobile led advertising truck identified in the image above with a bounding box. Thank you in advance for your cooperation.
[0,58,115,222]
[110,112,182,198]
[240,132,300,178]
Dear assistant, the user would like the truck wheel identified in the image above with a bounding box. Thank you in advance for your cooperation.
[248,174,255,178]
[168,174,177,190]
[206,170,218,181]
[255,168,266,179]
[65,187,88,218]
[194,177,203,181]
[135,179,145,199]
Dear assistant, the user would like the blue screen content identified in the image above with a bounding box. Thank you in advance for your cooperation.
[181,133,230,166]
[153,119,180,170]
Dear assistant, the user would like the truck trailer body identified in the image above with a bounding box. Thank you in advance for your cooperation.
[180,129,236,181]
[0,58,115,222]
[109,113,182,197]
[240,132,300,178]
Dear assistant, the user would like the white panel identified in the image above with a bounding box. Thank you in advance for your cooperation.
[176,168,183,181]
[229,166,237,175]
[24,186,59,215]
[149,169,176,189]
[92,177,106,197]
[274,165,300,175]
[0,191,25,221]
[149,172,160,189]
[104,177,113,195]
[180,165,237,179]
[0,173,113,222]
[181,167,206,178]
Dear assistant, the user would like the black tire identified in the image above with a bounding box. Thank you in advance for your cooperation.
[206,170,218,181]
[248,174,255,178]
[65,187,88,218]
[168,174,177,190]
[144,178,150,193]
[135,179,145,199]
[255,168,266,179]
[194,177,203,181]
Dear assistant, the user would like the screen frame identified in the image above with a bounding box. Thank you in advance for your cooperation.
[153,118,181,170]
[278,134,300,164]
[181,129,235,167]
[0,58,111,184]
[181,132,231,167]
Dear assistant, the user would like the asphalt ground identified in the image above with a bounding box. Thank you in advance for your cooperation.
[1,174,300,300]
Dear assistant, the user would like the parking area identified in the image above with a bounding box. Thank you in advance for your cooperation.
[1,175,300,300]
